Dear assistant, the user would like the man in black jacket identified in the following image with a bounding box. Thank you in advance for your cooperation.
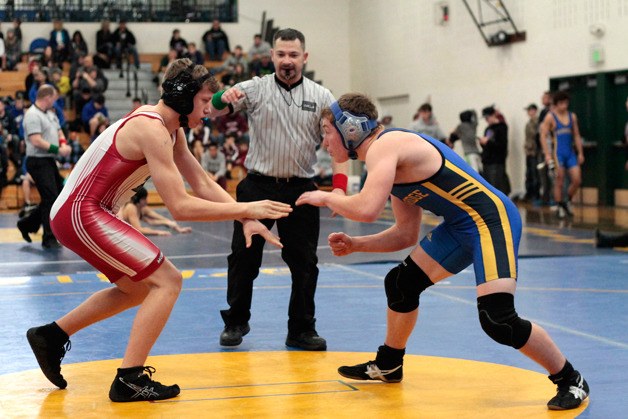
[480,105,510,195]
[112,20,140,70]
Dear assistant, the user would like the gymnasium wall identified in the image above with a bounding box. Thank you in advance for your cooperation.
[348,0,628,195]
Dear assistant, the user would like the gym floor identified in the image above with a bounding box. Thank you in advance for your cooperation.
[0,203,626,418]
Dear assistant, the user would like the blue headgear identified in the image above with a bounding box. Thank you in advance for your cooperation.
[161,64,209,128]
[330,101,378,160]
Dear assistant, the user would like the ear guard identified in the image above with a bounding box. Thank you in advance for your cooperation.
[330,101,378,160]
[161,64,209,128]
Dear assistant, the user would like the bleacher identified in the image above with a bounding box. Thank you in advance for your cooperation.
[0,52,243,210]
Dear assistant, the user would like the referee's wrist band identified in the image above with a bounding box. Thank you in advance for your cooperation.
[212,90,228,110]
[48,144,59,154]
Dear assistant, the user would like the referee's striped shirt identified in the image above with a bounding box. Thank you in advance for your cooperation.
[233,74,335,178]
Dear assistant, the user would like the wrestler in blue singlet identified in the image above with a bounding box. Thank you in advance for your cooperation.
[384,129,522,285]
[551,112,578,169]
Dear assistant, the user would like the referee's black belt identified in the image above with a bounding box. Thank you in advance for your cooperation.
[247,172,311,185]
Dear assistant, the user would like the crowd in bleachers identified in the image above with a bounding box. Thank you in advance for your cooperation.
[0,17,276,210]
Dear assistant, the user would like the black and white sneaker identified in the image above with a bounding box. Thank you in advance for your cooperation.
[26,327,71,389]
[547,371,589,410]
[338,360,403,383]
[109,366,180,402]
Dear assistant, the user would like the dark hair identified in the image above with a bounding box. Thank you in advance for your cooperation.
[131,187,148,204]
[273,28,305,48]
[94,94,105,105]
[418,103,432,113]
[482,105,496,117]
[553,91,570,105]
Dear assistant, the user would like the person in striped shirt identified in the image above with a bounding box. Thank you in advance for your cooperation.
[296,93,589,411]
[217,28,348,351]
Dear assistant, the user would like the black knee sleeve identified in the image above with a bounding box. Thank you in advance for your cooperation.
[477,293,532,349]
[384,256,434,313]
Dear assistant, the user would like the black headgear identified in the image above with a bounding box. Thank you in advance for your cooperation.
[161,64,209,128]
[330,101,378,160]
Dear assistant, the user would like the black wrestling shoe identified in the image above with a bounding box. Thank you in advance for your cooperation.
[219,323,250,347]
[17,218,32,243]
[547,371,589,410]
[109,366,180,402]
[338,360,403,383]
[285,331,327,351]
[26,327,71,389]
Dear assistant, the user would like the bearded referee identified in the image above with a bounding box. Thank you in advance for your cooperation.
[217,28,348,350]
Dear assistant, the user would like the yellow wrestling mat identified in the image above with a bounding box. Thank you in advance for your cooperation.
[0,352,587,418]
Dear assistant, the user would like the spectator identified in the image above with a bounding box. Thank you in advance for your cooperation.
[523,104,540,202]
[17,84,71,247]
[118,187,192,236]
[203,19,230,61]
[201,143,227,189]
[216,110,248,144]
[169,29,188,58]
[185,42,204,65]
[112,20,140,71]
[247,33,271,68]
[539,91,584,218]
[70,30,88,64]
[81,94,109,136]
[537,91,554,206]
[449,109,481,173]
[28,66,50,104]
[40,45,57,69]
[480,105,510,195]
[156,49,178,85]
[409,103,446,141]
[95,19,113,69]
[221,133,239,175]
[250,53,274,77]
[213,45,249,82]
[49,19,71,63]
[11,18,22,49]
[4,28,21,71]
[50,67,71,99]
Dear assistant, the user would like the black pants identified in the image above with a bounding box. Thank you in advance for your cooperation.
[24,157,64,244]
[221,174,320,334]
[524,155,540,200]
[482,163,511,196]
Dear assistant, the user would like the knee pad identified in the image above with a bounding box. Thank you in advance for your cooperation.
[477,293,532,349]
[384,256,434,313]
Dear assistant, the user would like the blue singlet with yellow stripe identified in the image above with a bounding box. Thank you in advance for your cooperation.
[386,129,522,284]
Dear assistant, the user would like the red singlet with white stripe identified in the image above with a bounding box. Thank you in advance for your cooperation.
[51,111,173,282]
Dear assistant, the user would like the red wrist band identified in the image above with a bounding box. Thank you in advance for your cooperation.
[59,138,67,147]
[332,173,348,193]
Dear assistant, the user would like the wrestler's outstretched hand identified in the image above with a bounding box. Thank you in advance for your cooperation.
[242,219,282,248]
[245,200,292,220]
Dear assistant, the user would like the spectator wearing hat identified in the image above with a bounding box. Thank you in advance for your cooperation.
[524,103,540,202]
[480,105,510,195]
[250,52,274,77]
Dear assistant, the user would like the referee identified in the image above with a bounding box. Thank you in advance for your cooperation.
[18,84,71,248]
[218,28,348,350]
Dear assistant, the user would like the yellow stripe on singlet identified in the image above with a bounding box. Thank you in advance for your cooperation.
[423,161,516,280]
